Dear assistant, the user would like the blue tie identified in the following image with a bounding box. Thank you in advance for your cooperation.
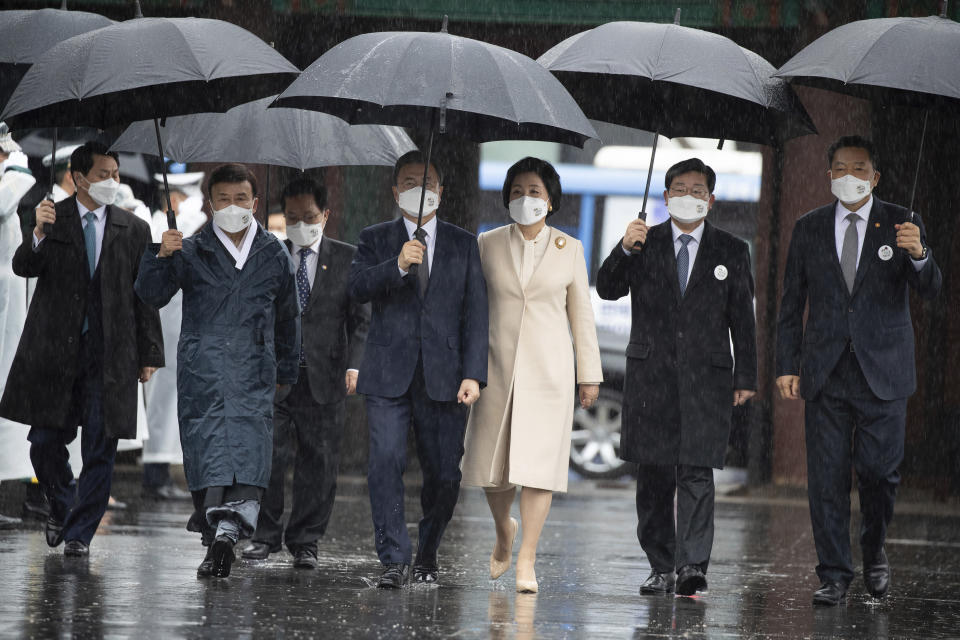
[82,211,96,334]
[677,234,693,296]
[296,247,312,363]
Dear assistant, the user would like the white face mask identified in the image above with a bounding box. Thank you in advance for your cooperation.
[212,204,253,234]
[508,196,549,226]
[831,174,872,204]
[270,230,287,242]
[82,176,121,207]
[397,186,440,217]
[667,194,709,223]
[286,221,323,247]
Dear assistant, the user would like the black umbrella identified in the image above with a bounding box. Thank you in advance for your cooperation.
[272,16,596,260]
[1,6,299,229]
[775,6,959,217]
[0,4,115,198]
[110,95,417,214]
[537,15,817,249]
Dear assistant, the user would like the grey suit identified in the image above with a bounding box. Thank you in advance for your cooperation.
[253,236,370,552]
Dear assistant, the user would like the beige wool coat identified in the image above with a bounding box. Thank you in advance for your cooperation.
[462,224,603,492]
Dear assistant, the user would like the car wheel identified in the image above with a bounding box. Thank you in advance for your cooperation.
[570,387,630,479]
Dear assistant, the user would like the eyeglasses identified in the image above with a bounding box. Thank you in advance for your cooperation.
[668,186,709,198]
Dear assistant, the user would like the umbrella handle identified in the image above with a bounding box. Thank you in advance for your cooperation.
[630,130,660,255]
[43,128,58,237]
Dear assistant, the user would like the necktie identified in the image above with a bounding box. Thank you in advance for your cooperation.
[296,247,312,363]
[677,234,693,296]
[82,211,96,334]
[840,212,859,294]
[83,211,96,276]
[414,227,430,297]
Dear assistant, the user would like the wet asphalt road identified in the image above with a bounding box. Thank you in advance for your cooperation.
[1,478,959,639]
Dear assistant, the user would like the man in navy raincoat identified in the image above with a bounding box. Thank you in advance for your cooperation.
[136,163,300,579]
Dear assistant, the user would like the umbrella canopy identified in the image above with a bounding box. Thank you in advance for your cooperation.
[776,11,959,215]
[775,14,960,112]
[110,96,417,170]
[0,8,114,110]
[537,20,816,146]
[272,26,597,147]
[0,16,299,131]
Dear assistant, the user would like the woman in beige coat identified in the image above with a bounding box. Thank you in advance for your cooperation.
[462,157,603,593]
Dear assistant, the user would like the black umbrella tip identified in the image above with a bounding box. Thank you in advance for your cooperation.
[133,0,143,18]
[441,15,449,33]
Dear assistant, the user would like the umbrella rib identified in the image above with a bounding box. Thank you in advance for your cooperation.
[734,46,772,107]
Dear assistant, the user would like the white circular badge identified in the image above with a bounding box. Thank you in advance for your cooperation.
[878,245,893,261]
[714,265,728,281]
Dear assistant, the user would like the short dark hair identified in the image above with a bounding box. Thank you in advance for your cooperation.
[280,177,327,211]
[393,150,443,186]
[70,141,119,178]
[664,158,716,193]
[827,135,879,171]
[501,156,563,216]
[206,163,258,198]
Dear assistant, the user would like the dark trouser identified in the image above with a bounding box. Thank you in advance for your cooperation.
[365,359,468,566]
[188,484,263,546]
[636,463,715,574]
[142,463,170,488]
[805,350,906,587]
[28,334,117,546]
[254,368,345,552]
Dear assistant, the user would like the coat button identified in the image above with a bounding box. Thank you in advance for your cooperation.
[68,337,74,344]
[73,294,80,301]
[848,307,854,313]
[678,331,684,339]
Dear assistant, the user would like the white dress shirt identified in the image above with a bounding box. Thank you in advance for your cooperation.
[398,214,438,275]
[213,221,257,270]
[835,197,927,271]
[294,234,323,289]
[671,220,705,288]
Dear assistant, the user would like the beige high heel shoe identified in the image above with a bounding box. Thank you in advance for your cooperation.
[515,566,538,594]
[489,517,518,580]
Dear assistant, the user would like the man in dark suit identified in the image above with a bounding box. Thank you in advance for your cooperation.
[776,136,941,606]
[0,142,163,556]
[243,177,370,569]
[596,158,757,597]
[349,150,488,588]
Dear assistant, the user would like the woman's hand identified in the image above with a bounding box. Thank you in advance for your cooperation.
[578,384,599,409]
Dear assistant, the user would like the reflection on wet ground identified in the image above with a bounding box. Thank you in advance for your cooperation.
[1,481,959,638]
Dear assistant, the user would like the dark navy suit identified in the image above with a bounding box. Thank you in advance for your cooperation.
[776,197,941,587]
[349,216,488,566]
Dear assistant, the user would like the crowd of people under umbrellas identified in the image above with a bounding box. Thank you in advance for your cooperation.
[0,5,948,608]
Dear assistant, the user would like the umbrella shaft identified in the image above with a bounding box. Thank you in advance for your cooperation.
[153,118,178,231]
[48,128,58,199]
[640,130,660,217]
[907,110,929,222]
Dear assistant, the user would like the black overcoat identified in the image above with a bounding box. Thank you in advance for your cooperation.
[0,196,163,439]
[596,221,757,468]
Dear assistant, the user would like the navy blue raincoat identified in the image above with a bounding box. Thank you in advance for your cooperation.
[135,223,300,491]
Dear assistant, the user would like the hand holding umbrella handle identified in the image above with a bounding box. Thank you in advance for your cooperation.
[629,211,648,254]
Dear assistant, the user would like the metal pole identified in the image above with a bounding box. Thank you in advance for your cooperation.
[153,118,177,230]
[48,128,58,199]
[630,129,660,253]
[907,110,929,223]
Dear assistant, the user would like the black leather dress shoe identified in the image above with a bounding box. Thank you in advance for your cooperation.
[292,546,319,570]
[241,541,278,560]
[197,545,215,578]
[812,581,847,606]
[45,516,64,548]
[676,565,707,596]
[863,548,890,598]
[63,540,89,557]
[377,563,410,589]
[413,562,439,584]
[211,536,236,578]
[640,570,676,595]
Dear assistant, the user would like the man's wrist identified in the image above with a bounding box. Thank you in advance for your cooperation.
[910,245,927,261]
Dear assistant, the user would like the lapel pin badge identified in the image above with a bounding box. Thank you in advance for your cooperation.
[321,264,328,270]
[878,245,893,261]
[714,264,728,281]
[555,237,566,249]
